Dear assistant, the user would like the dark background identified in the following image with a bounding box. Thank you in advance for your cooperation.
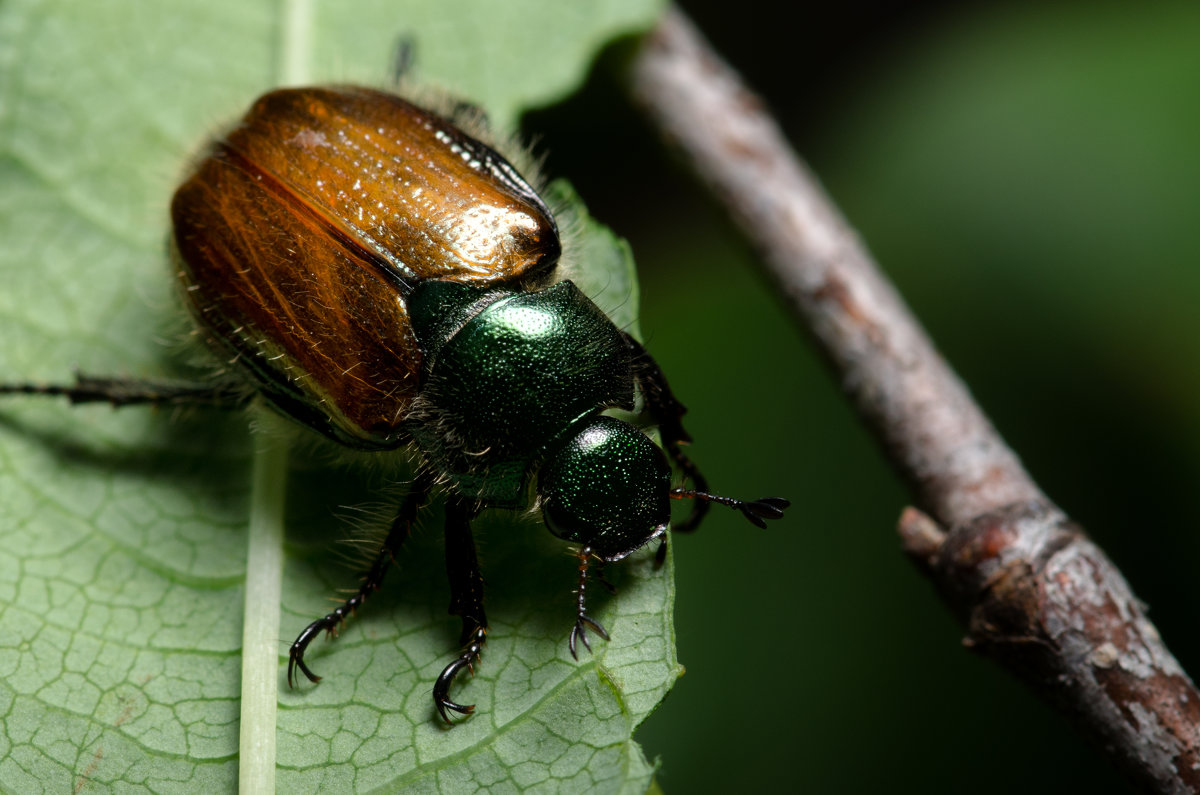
[526,1,1200,791]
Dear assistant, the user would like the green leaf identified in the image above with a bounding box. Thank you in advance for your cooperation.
[0,1,675,792]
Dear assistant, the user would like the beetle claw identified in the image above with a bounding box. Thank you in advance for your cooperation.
[434,656,478,723]
[286,651,323,689]
[288,618,332,688]
[437,698,476,724]
[434,626,487,724]
[569,614,610,660]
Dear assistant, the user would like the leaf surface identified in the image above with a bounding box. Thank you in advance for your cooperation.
[0,1,674,792]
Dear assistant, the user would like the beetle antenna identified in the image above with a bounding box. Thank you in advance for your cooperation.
[669,488,790,529]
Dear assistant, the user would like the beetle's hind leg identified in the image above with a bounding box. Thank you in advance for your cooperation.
[433,497,488,723]
[0,372,251,410]
[287,473,434,687]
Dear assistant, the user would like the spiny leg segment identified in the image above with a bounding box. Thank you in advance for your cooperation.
[0,373,251,409]
[288,472,434,687]
[433,497,488,722]
[568,547,610,659]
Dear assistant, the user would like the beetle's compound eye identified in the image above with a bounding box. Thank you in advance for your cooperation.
[539,416,671,561]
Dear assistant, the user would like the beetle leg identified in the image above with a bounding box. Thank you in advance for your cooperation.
[434,497,488,723]
[592,560,617,594]
[568,547,610,659]
[654,536,669,566]
[287,473,433,688]
[0,372,251,410]
[622,334,711,533]
[389,35,416,84]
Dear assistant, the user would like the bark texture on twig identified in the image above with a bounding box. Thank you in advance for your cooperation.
[630,8,1200,794]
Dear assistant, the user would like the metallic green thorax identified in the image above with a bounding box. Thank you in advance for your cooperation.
[407,279,640,508]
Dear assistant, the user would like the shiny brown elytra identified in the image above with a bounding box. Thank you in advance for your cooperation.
[171,86,561,449]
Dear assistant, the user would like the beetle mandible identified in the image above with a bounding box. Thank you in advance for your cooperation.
[1,86,789,722]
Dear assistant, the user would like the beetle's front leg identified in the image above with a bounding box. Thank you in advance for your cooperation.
[568,547,610,659]
[434,498,488,723]
[621,333,711,534]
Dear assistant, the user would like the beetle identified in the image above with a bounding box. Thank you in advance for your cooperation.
[0,86,788,722]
